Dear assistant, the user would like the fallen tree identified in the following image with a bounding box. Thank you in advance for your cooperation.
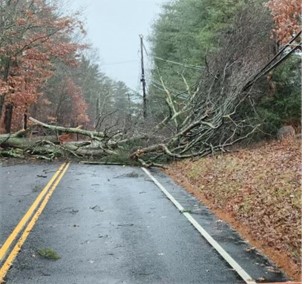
[1,44,301,166]
[0,116,149,163]
[130,12,301,166]
[0,13,301,166]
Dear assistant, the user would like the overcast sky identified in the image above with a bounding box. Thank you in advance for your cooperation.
[69,0,167,91]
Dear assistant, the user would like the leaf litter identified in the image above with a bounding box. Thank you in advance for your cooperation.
[165,138,301,281]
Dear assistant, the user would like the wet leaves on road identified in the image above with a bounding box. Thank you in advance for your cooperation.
[90,205,103,212]
[165,139,301,280]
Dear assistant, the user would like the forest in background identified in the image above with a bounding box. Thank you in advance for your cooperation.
[147,0,301,137]
[0,0,139,134]
[0,0,301,163]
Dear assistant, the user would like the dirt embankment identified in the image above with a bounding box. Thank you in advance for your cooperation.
[165,138,301,281]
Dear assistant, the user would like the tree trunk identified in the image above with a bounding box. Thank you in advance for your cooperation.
[0,135,58,148]
[24,111,28,130]
[0,95,5,120]
[4,103,13,133]
[0,58,11,125]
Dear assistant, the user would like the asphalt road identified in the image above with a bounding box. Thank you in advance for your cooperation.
[0,163,287,284]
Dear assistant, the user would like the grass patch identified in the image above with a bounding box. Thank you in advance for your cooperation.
[37,248,61,260]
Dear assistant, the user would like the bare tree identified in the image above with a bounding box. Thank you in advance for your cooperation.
[130,3,284,165]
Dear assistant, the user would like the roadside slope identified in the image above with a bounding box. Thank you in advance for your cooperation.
[165,138,301,281]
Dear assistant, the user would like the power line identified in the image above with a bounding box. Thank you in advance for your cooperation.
[150,79,195,98]
[153,56,204,70]
[142,41,203,71]
[102,59,138,66]
[243,30,302,91]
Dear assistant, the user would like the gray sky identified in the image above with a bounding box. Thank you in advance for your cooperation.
[70,0,167,91]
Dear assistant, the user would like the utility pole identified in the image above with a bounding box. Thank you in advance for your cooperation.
[139,34,147,119]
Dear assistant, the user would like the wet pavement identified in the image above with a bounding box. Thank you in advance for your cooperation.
[0,163,288,283]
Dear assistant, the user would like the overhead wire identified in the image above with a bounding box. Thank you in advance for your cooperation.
[243,30,302,91]
[140,39,204,101]
[142,41,204,71]
[149,31,302,100]
[102,59,138,66]
[153,56,204,70]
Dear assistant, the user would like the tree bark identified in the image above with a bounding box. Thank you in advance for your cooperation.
[28,117,106,140]
[0,134,58,148]
[4,104,13,133]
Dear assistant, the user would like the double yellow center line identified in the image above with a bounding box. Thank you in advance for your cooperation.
[0,162,70,282]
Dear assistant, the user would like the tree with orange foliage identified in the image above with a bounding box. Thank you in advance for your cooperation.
[266,0,302,44]
[62,78,90,127]
[0,0,85,133]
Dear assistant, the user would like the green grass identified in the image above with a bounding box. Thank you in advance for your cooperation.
[37,248,61,260]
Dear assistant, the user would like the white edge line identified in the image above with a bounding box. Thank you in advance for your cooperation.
[142,167,257,284]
